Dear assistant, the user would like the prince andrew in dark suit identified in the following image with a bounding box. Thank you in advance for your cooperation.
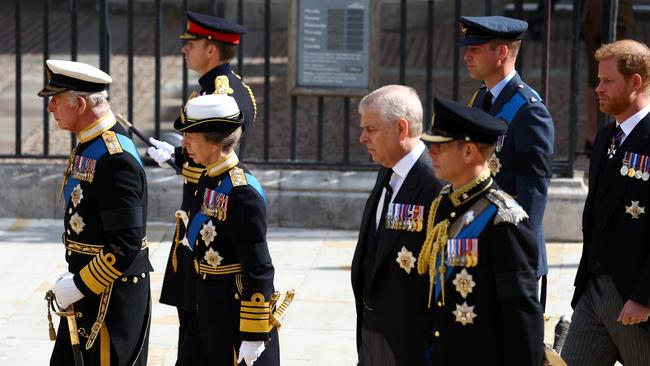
[351,85,443,366]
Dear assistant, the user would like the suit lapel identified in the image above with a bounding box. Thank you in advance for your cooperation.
[369,153,426,283]
[353,168,390,266]
[590,123,616,206]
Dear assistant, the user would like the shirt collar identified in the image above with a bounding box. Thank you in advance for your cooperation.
[616,103,650,137]
[77,110,116,143]
[391,141,425,179]
[487,70,517,101]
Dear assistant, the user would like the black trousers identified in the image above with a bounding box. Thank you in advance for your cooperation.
[358,328,401,366]
[176,307,195,357]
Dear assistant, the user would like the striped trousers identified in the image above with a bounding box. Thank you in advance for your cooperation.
[562,275,650,366]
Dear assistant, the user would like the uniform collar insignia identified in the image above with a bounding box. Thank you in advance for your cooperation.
[206,151,239,177]
[78,110,116,143]
[449,169,492,206]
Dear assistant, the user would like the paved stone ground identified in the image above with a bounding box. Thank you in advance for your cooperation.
[0,217,585,365]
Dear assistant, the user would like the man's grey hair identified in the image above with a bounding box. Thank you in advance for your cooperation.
[64,90,110,115]
[358,85,423,137]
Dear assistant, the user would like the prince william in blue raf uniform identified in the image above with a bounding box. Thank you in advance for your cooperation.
[460,16,555,292]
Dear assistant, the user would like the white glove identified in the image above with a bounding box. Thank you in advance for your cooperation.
[237,340,266,366]
[147,137,175,167]
[52,272,84,309]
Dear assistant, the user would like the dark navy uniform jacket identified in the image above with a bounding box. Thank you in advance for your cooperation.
[351,151,443,366]
[573,113,650,332]
[425,173,544,365]
[470,72,554,277]
[176,153,279,366]
[160,62,257,311]
[52,113,152,366]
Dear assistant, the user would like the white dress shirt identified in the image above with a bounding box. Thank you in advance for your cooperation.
[616,102,650,145]
[487,69,517,102]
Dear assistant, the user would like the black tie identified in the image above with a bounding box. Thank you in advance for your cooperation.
[377,170,394,231]
[483,90,493,112]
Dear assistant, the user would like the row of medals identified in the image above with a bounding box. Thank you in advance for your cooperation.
[385,217,423,232]
[446,252,479,267]
[620,159,650,181]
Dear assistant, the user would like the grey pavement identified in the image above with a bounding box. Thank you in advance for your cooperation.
[0,218,582,365]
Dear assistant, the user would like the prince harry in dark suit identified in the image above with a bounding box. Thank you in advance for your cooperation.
[351,85,443,366]
[563,40,650,366]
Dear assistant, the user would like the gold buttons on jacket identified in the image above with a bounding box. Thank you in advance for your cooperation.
[434,331,440,337]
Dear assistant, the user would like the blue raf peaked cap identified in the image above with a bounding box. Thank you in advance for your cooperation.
[459,16,528,46]
[422,97,507,144]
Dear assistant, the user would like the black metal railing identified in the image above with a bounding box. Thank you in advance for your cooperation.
[3,0,626,178]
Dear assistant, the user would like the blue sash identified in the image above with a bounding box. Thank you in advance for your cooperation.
[434,203,498,301]
[63,134,143,207]
[186,172,265,250]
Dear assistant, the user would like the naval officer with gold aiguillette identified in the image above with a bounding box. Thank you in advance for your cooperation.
[41,59,151,366]
[418,97,544,366]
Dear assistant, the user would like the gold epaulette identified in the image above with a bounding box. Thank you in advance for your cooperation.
[240,293,271,333]
[79,250,123,295]
[229,167,247,187]
[486,189,528,225]
[102,131,123,155]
